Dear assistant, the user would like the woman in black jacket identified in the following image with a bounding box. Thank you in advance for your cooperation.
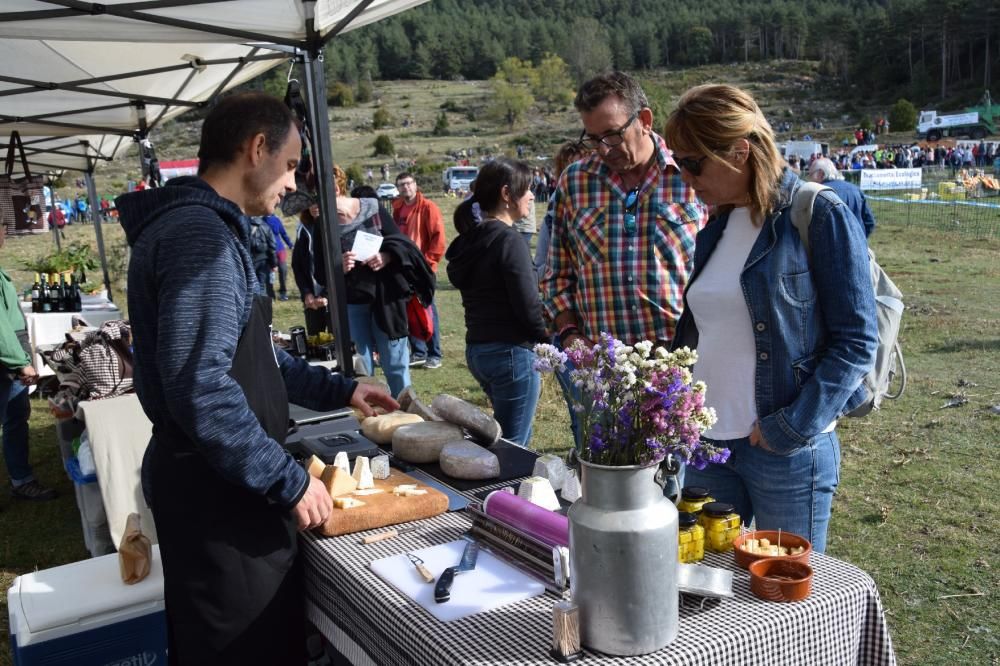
[446,158,548,446]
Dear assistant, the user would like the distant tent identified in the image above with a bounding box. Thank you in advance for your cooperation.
[160,159,200,181]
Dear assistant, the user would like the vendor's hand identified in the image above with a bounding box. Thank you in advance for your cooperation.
[365,252,391,272]
[749,421,774,453]
[304,293,328,310]
[350,382,399,418]
[342,251,357,273]
[17,365,37,386]
[292,476,333,531]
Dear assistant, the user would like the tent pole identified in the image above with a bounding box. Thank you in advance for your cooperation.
[84,171,113,302]
[302,49,354,378]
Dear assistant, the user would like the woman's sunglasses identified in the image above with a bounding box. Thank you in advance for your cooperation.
[674,154,710,177]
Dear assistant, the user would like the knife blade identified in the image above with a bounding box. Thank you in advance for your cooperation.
[434,539,480,603]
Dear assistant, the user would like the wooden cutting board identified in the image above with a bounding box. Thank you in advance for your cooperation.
[318,470,448,537]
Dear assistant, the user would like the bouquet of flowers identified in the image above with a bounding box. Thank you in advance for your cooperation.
[534,334,729,469]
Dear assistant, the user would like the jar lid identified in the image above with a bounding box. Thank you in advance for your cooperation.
[681,486,711,500]
[702,501,736,517]
[678,512,698,528]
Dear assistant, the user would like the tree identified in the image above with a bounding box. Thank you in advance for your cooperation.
[372,134,395,157]
[356,79,373,104]
[433,111,450,136]
[373,107,392,129]
[889,98,919,132]
[492,80,534,129]
[687,26,714,65]
[533,53,575,111]
[561,18,612,85]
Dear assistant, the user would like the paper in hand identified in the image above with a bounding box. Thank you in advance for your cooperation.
[351,231,383,262]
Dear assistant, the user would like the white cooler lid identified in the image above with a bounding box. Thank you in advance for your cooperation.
[15,546,163,633]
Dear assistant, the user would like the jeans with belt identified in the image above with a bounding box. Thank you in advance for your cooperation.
[465,342,540,447]
[683,431,841,553]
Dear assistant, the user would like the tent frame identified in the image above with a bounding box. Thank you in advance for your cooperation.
[1,0,406,375]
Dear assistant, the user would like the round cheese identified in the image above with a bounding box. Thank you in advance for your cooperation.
[431,394,502,444]
[392,422,464,463]
[439,441,501,480]
[361,411,424,444]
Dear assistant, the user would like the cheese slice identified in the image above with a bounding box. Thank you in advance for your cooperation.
[392,487,428,497]
[306,455,326,479]
[322,466,358,498]
[333,497,366,509]
[352,456,374,490]
[352,488,384,496]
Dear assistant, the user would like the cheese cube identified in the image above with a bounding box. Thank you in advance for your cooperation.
[759,538,771,548]
[532,454,567,491]
[518,476,561,511]
[371,455,390,480]
[560,469,582,503]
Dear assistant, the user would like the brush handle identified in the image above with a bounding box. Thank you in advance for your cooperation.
[361,530,399,544]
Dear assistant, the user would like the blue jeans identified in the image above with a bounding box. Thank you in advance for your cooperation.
[347,303,410,398]
[465,342,540,447]
[0,376,33,485]
[410,298,441,361]
[684,431,841,553]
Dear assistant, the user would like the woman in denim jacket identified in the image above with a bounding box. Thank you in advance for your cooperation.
[664,85,878,552]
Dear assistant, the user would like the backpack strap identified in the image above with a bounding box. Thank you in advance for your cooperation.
[789,181,830,261]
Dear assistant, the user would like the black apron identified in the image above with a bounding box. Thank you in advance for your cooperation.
[149,296,305,666]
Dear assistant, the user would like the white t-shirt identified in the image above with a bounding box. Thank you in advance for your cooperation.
[687,208,760,440]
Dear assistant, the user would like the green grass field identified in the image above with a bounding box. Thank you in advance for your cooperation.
[0,200,997,664]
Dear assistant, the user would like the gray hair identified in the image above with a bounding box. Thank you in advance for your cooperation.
[574,71,649,116]
[809,157,843,182]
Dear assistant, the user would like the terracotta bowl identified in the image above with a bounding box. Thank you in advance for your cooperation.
[749,558,813,602]
[732,530,812,569]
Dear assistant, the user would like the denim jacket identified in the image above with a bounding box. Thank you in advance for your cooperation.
[673,169,877,454]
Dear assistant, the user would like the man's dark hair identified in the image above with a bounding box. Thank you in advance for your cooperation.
[351,185,378,199]
[574,71,649,116]
[395,171,416,184]
[198,92,296,175]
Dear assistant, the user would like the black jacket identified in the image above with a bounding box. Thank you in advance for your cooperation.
[446,219,547,345]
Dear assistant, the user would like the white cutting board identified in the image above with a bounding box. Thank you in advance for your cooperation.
[370,540,545,622]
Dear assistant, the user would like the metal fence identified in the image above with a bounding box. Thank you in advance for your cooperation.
[844,167,1000,240]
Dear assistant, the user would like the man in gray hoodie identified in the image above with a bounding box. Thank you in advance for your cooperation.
[118,92,397,665]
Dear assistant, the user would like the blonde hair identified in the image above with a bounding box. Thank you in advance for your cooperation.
[554,141,588,178]
[332,165,348,196]
[663,84,784,222]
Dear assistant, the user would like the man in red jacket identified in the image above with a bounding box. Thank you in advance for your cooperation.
[392,173,445,368]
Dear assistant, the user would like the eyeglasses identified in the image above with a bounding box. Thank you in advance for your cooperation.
[674,154,711,177]
[578,113,638,150]
[623,187,639,236]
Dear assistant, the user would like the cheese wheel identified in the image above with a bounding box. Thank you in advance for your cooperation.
[392,422,464,463]
[431,394,502,444]
[360,411,424,444]
[439,441,501,480]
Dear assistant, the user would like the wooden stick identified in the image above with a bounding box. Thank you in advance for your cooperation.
[936,592,984,600]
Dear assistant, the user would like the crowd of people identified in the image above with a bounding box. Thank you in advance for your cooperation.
[0,74,889,663]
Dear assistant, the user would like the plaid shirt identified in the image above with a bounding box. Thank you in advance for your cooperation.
[542,132,708,344]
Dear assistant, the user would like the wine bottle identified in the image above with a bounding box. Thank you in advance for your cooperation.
[40,275,52,313]
[31,273,40,313]
[71,274,82,312]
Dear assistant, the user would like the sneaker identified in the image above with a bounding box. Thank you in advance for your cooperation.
[409,357,427,368]
[11,480,57,501]
[425,358,442,370]
[278,294,289,301]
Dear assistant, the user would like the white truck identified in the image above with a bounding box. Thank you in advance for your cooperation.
[442,166,478,193]
[916,111,994,141]
[779,141,828,162]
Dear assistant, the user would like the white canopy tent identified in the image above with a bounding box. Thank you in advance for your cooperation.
[0,0,429,372]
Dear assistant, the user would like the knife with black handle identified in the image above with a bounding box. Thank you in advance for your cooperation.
[434,540,479,603]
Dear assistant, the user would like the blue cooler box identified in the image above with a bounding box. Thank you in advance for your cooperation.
[8,546,167,665]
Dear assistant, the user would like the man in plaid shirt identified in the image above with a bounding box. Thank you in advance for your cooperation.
[542,71,708,350]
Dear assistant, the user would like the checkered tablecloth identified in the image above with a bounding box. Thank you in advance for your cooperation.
[301,502,896,666]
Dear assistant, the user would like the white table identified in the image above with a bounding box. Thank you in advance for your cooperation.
[20,296,123,375]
